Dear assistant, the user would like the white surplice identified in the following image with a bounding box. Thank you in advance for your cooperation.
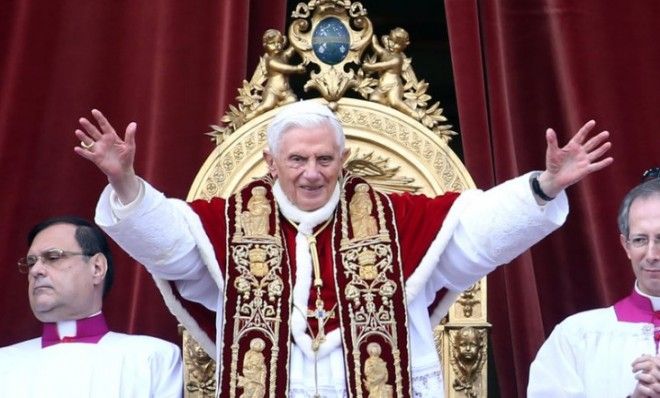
[0,332,182,397]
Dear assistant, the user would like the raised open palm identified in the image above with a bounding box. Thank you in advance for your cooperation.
[74,109,140,203]
[541,120,613,197]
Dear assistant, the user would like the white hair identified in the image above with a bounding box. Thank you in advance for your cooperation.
[266,100,345,155]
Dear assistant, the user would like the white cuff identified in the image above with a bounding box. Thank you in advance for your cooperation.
[109,178,146,220]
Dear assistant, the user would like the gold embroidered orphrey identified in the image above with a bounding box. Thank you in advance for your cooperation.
[223,178,289,398]
[335,176,412,396]
[184,0,489,397]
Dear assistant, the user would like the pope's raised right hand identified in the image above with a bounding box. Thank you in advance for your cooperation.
[74,109,140,204]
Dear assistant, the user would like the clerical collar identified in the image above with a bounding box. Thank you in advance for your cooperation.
[635,282,660,311]
[615,285,660,352]
[614,285,660,324]
[273,180,340,234]
[41,312,109,348]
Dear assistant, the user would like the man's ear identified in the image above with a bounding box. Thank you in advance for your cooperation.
[263,149,278,178]
[620,234,632,260]
[341,147,351,165]
[91,254,108,286]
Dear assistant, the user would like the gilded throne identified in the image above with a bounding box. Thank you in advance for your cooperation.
[181,1,489,396]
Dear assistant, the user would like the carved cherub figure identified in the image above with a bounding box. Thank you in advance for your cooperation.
[245,29,307,120]
[362,28,422,120]
[451,326,485,391]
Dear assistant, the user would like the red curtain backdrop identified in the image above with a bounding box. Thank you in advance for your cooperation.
[446,0,660,396]
[0,0,286,346]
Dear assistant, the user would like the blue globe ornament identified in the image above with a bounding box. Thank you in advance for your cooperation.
[312,17,350,65]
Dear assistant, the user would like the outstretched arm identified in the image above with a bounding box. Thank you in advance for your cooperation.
[371,34,384,55]
[74,109,141,204]
[537,120,613,199]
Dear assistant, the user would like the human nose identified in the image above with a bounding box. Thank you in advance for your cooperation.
[302,160,322,179]
[28,256,49,276]
[646,239,660,261]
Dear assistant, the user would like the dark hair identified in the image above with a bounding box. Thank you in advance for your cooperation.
[642,167,660,183]
[27,216,114,296]
[617,178,660,237]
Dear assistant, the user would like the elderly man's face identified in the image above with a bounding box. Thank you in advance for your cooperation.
[621,195,660,296]
[26,224,104,322]
[264,123,349,211]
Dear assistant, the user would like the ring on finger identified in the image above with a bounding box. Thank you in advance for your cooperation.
[80,140,95,150]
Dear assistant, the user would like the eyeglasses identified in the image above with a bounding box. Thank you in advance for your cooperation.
[17,248,92,274]
[642,167,660,182]
[627,236,660,249]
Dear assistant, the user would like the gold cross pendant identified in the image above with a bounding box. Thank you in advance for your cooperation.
[307,297,336,351]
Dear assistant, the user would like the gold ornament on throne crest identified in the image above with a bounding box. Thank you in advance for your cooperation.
[209,0,455,145]
[363,28,422,121]
[244,29,307,122]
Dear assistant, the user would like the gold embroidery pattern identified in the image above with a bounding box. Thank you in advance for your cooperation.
[237,338,267,398]
[363,342,394,398]
[339,180,407,397]
[241,186,272,237]
[349,183,379,239]
[228,183,285,398]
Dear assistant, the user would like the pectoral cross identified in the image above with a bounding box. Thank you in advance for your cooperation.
[307,297,336,351]
[305,298,336,398]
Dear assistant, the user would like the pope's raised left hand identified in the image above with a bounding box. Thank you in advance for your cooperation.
[538,120,613,198]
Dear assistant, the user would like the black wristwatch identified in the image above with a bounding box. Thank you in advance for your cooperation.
[531,172,555,201]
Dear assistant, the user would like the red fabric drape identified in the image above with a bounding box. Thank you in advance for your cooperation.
[0,1,286,346]
[446,0,660,396]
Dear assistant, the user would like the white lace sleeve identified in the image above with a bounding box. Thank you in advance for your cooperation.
[436,172,568,292]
